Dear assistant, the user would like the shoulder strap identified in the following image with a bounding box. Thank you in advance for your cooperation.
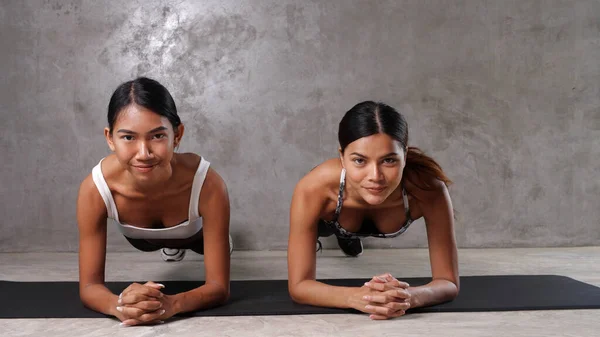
[188,157,211,220]
[91,159,119,221]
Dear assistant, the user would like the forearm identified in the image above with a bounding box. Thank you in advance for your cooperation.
[171,282,229,314]
[80,283,120,316]
[290,280,357,309]
[407,279,458,308]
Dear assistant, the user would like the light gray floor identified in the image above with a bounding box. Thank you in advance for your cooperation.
[1,247,599,337]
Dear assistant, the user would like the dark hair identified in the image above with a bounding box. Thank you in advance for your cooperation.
[338,101,452,190]
[107,77,181,133]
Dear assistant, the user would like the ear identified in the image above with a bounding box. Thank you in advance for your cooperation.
[338,147,345,168]
[174,124,185,147]
[104,128,115,152]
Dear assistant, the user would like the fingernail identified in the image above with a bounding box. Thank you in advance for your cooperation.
[117,299,122,304]
[364,282,371,286]
[158,320,165,324]
[376,276,387,282]
[362,295,370,300]
[365,305,374,310]
[119,323,128,327]
[118,293,122,299]
[160,309,166,315]
[116,306,123,312]
[156,283,165,288]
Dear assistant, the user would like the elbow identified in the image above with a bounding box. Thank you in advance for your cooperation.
[78,284,92,306]
[288,282,306,304]
[221,288,231,304]
[215,285,230,305]
[448,280,459,300]
[432,278,459,301]
[216,282,231,305]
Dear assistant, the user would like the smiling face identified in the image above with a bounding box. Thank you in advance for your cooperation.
[340,133,406,205]
[104,104,183,183]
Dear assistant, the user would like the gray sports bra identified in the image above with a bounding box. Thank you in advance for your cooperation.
[320,168,414,239]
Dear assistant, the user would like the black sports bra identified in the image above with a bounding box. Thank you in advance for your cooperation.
[320,168,414,239]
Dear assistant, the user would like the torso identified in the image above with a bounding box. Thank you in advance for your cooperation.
[101,153,202,229]
[314,159,425,236]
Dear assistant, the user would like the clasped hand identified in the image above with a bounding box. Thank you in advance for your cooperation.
[352,273,412,320]
[114,281,174,326]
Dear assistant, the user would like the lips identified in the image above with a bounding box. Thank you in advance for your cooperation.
[132,164,156,173]
[365,186,386,194]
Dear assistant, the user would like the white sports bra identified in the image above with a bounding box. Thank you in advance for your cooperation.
[91,157,209,240]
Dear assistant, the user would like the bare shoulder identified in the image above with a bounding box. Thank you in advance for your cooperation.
[293,158,342,203]
[296,159,341,191]
[174,152,202,174]
[404,171,450,204]
[203,166,228,197]
[95,154,121,182]
[181,153,227,201]
[77,171,108,222]
[196,158,229,220]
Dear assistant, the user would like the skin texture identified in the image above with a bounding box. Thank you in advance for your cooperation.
[77,105,231,326]
[287,133,459,320]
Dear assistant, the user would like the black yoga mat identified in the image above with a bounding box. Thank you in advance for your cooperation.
[1,275,599,318]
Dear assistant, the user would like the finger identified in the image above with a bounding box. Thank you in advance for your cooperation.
[137,309,166,323]
[116,305,144,318]
[139,286,165,298]
[119,282,143,298]
[394,280,410,289]
[369,310,406,320]
[127,300,163,311]
[370,276,410,290]
[365,280,409,292]
[125,286,164,299]
[362,294,393,304]
[120,318,142,326]
[364,281,386,291]
[119,293,161,305]
[364,304,394,317]
[144,281,166,289]
[371,273,394,283]
[384,301,411,312]
[390,288,411,300]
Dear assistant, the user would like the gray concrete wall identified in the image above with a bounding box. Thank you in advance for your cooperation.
[1,0,598,252]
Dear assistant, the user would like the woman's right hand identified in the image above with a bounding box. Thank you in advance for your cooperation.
[114,281,166,325]
[348,279,411,320]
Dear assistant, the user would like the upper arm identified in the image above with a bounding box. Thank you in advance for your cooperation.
[419,180,459,290]
[287,177,326,291]
[198,168,231,293]
[76,174,108,293]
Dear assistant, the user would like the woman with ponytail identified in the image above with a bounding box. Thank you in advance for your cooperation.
[287,101,458,320]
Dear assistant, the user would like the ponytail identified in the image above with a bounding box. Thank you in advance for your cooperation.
[403,147,452,190]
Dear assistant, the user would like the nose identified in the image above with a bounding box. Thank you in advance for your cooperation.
[367,163,384,182]
[135,141,153,160]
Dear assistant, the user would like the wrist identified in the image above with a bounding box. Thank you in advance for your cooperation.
[107,294,121,317]
[168,293,183,314]
[344,286,362,310]
[407,287,422,308]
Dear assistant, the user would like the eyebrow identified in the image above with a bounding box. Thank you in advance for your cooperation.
[349,152,400,159]
[116,126,169,134]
